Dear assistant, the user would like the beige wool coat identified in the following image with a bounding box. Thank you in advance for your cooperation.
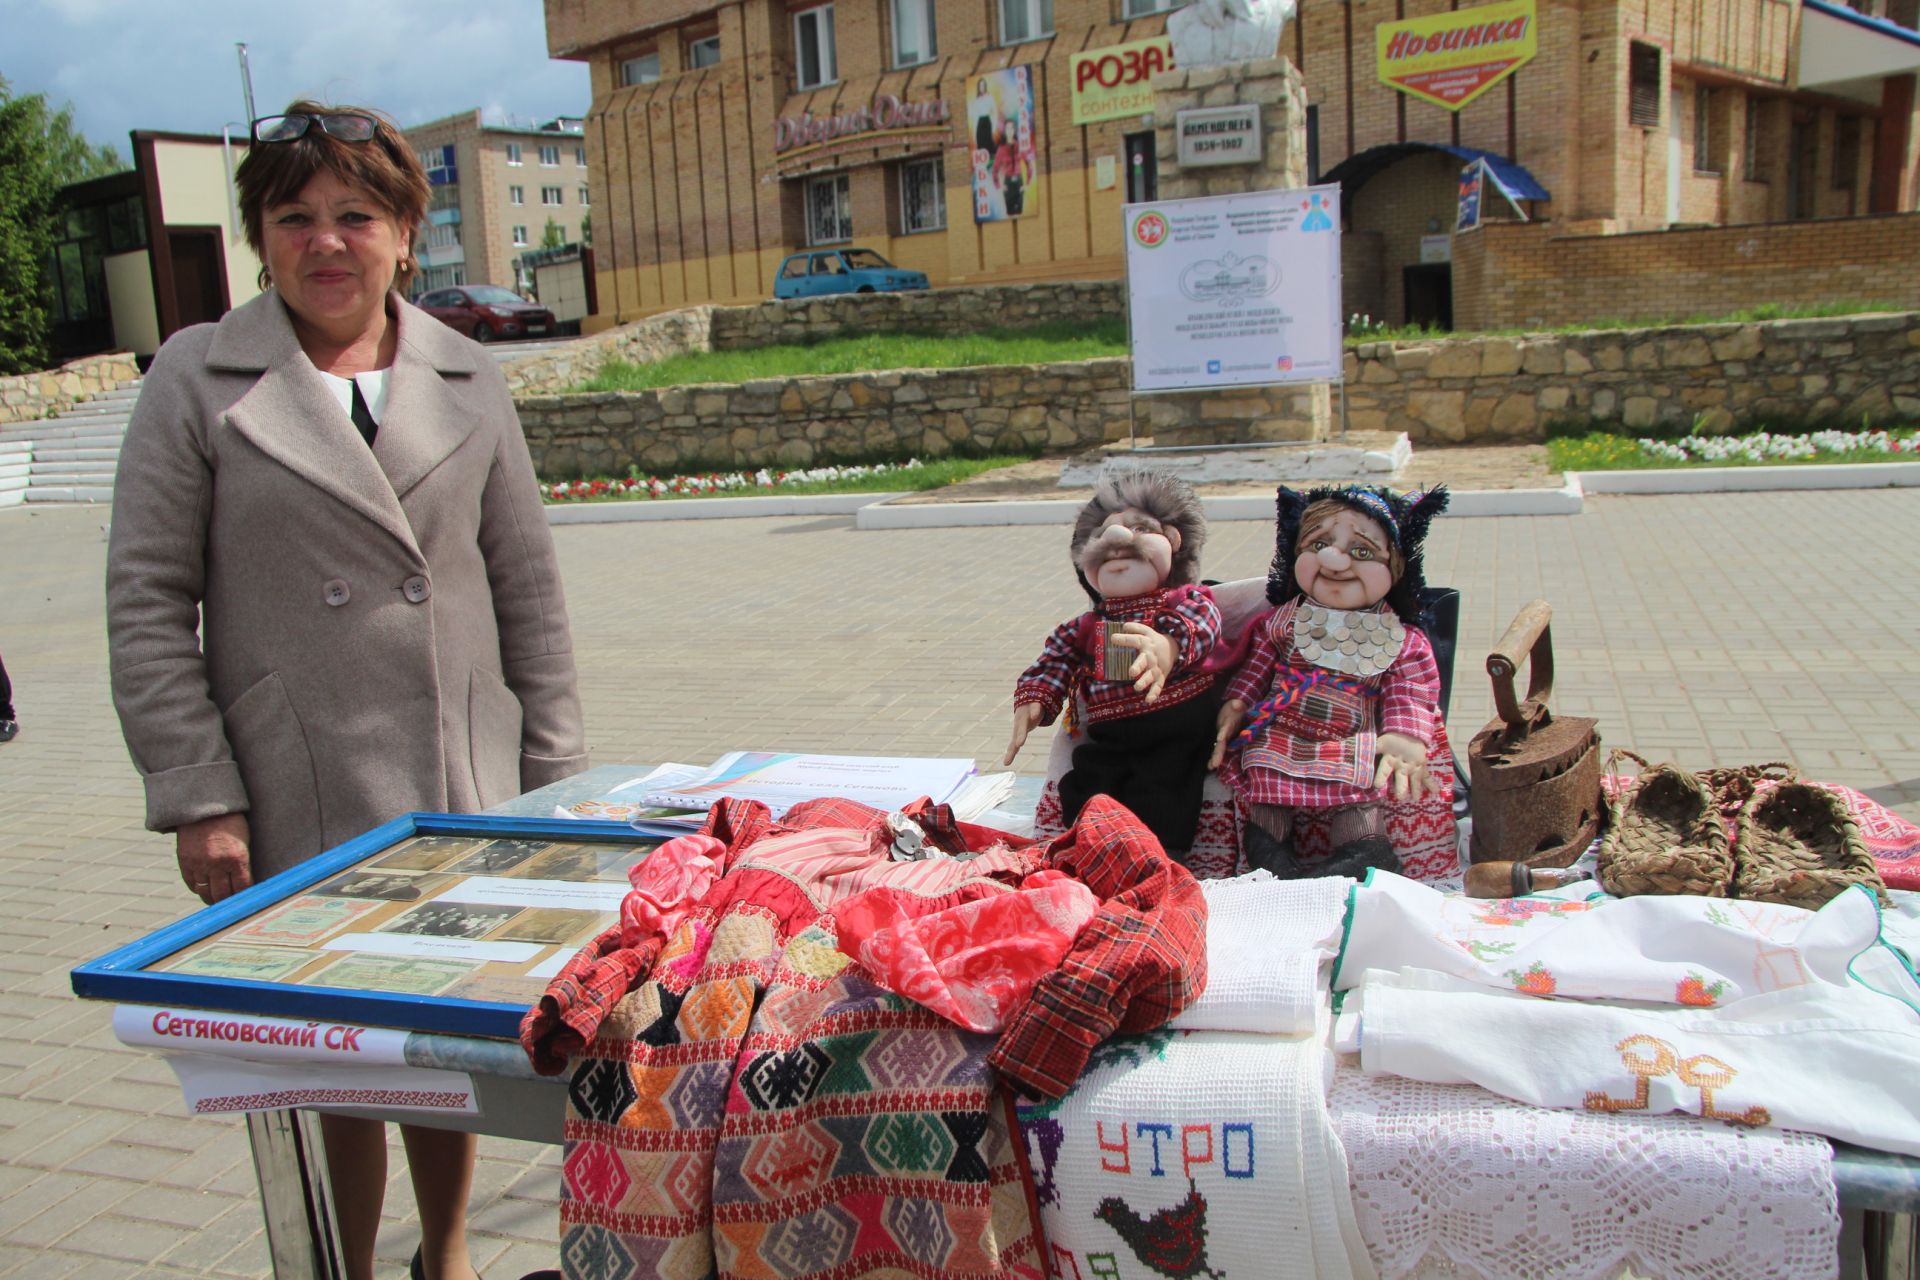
[107,290,589,879]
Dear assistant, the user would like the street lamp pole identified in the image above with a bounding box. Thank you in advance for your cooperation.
[237,43,258,125]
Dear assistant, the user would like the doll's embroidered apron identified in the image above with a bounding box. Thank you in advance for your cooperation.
[1235,599,1407,804]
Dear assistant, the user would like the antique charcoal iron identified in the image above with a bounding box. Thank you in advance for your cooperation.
[1467,600,1604,868]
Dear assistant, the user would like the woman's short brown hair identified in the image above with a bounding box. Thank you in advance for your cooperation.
[235,101,431,290]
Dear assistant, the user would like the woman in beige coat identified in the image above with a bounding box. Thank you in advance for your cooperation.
[106,103,585,1280]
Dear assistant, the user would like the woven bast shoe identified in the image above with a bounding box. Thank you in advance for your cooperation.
[1732,780,1889,910]
[1597,750,1733,898]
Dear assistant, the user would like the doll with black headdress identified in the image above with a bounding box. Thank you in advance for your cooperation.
[1208,484,1449,878]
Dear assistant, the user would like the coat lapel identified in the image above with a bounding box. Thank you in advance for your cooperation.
[209,293,423,562]
[375,297,485,501]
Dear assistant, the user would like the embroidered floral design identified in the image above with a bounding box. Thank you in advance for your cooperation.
[1675,973,1728,1007]
[1462,939,1517,961]
[1506,962,1557,996]
[1472,899,1597,927]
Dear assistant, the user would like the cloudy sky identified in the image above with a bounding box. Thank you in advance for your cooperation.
[4,0,591,164]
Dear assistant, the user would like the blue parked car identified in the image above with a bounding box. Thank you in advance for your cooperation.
[774,248,930,300]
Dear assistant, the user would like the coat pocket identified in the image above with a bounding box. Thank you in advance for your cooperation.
[221,672,323,877]
[469,665,525,806]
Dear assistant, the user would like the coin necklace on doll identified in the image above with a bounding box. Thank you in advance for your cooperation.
[1211,484,1449,880]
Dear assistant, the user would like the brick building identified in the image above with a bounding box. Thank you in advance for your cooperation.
[401,111,594,295]
[544,0,1920,331]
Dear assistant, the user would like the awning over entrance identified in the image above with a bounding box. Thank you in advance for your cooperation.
[1323,142,1550,204]
[1799,0,1920,102]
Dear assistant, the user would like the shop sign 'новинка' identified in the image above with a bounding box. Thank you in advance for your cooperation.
[1375,0,1538,111]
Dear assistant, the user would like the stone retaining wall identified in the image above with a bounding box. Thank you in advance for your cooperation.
[502,281,1125,397]
[0,352,141,425]
[1342,311,1920,442]
[517,359,1131,479]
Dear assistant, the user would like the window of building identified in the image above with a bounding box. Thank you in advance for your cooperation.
[1123,0,1180,14]
[505,142,523,165]
[579,185,590,205]
[892,0,936,66]
[426,222,462,249]
[899,157,945,232]
[1834,115,1862,190]
[1305,104,1320,183]
[620,52,661,86]
[509,185,524,205]
[1743,95,1763,181]
[575,145,587,165]
[806,172,852,244]
[1629,42,1661,127]
[1000,0,1054,44]
[541,185,564,205]
[512,225,529,246]
[688,35,722,68]
[539,144,560,166]
[794,6,837,88]
[1693,85,1721,174]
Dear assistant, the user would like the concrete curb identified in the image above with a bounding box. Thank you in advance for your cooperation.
[545,491,905,524]
[1570,460,1920,494]
[852,482,1586,528]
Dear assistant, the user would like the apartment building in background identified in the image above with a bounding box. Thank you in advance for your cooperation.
[542,0,1920,331]
[401,111,593,294]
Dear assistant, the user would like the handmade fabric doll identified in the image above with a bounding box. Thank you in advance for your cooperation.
[1006,470,1221,854]
[1211,484,1449,878]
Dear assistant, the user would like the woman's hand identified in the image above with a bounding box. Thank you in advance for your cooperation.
[176,813,253,904]
[1374,732,1440,801]
[1209,698,1249,770]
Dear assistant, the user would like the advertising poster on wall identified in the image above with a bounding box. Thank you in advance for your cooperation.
[1376,0,1538,111]
[971,66,1038,222]
[1124,185,1343,393]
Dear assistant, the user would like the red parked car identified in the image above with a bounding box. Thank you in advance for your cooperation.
[416,284,555,343]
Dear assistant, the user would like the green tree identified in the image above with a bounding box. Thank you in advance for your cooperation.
[579,209,591,247]
[540,216,566,250]
[0,78,125,374]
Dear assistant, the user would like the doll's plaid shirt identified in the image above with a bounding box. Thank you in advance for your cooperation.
[1015,585,1222,726]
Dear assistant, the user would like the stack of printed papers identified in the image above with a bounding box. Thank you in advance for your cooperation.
[565,753,1014,834]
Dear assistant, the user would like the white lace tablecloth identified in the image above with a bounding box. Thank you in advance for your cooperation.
[1332,1065,1840,1280]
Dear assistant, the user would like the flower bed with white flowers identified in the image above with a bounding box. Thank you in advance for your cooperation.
[545,461,918,503]
[1636,429,1920,464]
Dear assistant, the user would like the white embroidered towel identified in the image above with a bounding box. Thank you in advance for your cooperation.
[1350,965,1920,1157]
[1020,1024,1376,1280]
[1332,1065,1839,1280]
[1172,875,1351,1034]
[1337,873,1920,1010]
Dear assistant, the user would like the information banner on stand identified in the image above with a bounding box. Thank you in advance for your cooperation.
[1123,184,1343,392]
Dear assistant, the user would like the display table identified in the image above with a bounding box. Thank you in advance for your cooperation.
[71,765,1919,1279]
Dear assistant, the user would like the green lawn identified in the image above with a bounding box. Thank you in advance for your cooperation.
[1547,428,1918,472]
[1346,300,1902,346]
[580,320,1130,393]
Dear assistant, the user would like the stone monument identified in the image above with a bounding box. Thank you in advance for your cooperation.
[1134,1,1334,454]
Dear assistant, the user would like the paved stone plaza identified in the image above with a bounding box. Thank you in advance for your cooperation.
[1,490,1917,1276]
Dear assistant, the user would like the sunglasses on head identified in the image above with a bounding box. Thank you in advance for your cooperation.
[252,112,378,144]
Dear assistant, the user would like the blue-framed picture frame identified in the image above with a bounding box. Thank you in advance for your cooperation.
[70,812,646,1041]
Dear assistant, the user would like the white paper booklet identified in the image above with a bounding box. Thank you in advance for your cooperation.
[636,751,978,818]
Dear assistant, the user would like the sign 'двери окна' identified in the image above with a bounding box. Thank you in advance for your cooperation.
[773,95,951,154]
[1375,0,1537,111]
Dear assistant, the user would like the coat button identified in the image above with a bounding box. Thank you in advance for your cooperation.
[324,579,351,607]
[402,575,432,603]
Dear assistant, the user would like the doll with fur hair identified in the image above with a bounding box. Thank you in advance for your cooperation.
[1005,470,1222,854]
[1209,484,1449,878]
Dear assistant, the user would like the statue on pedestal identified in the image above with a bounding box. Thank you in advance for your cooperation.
[1167,0,1295,69]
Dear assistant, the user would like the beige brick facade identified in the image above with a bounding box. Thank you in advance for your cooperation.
[545,0,1920,330]
[403,110,594,295]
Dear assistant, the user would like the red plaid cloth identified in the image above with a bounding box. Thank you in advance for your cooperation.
[521,795,1035,1071]
[525,793,1209,1099]
[988,794,1210,1099]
